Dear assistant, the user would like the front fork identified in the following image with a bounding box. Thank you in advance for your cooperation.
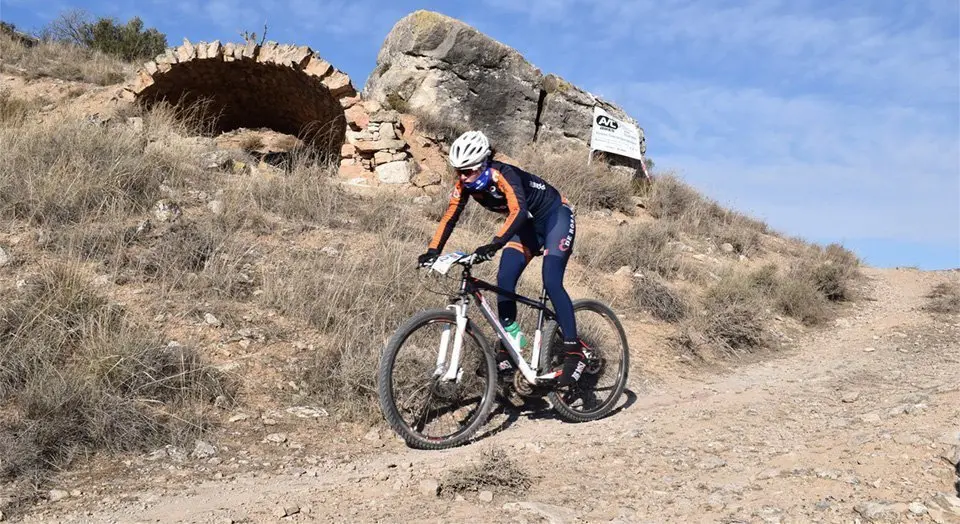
[434,300,468,382]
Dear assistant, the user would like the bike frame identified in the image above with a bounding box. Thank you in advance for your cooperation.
[433,257,562,385]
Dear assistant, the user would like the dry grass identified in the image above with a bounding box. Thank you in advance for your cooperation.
[260,221,430,421]
[632,275,688,323]
[0,105,207,227]
[441,447,533,495]
[647,174,769,255]
[923,282,960,314]
[0,263,232,496]
[0,33,131,85]
[578,220,686,279]
[789,243,861,303]
[0,90,44,125]
[516,146,635,212]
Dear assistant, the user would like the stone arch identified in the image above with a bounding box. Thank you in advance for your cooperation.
[127,40,360,158]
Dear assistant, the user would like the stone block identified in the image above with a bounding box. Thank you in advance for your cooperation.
[322,71,353,96]
[376,161,413,184]
[370,110,400,123]
[206,40,222,60]
[379,122,398,140]
[344,105,369,129]
[303,56,332,78]
[339,95,361,109]
[374,151,393,165]
[354,139,407,153]
[176,41,196,62]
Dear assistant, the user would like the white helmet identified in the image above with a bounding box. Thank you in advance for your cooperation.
[448,130,491,169]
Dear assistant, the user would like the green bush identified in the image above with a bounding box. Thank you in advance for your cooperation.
[81,17,166,61]
[46,10,167,62]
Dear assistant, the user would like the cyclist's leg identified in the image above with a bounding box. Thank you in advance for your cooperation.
[541,204,585,385]
[496,227,535,326]
[542,204,577,341]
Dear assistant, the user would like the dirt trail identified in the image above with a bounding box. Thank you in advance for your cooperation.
[27,268,960,523]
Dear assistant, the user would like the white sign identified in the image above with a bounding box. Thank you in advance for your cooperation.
[590,107,643,161]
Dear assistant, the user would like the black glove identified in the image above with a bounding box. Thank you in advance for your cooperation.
[417,249,439,267]
[473,243,502,262]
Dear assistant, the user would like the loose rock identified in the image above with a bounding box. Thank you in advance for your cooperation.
[376,160,413,184]
[265,433,288,444]
[191,440,217,459]
[418,479,439,497]
[48,490,69,502]
[841,391,860,403]
[503,501,578,524]
[478,490,493,502]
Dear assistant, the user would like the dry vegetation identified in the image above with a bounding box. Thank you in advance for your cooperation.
[441,447,534,496]
[0,33,131,85]
[0,263,233,508]
[923,281,960,314]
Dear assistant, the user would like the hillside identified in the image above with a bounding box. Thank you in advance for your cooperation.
[1,29,958,523]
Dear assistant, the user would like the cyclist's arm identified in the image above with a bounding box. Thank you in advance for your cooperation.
[428,180,467,252]
[491,168,529,247]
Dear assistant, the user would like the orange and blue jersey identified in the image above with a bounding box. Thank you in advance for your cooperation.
[429,161,564,252]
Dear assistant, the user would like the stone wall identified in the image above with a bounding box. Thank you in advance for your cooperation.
[127,40,415,184]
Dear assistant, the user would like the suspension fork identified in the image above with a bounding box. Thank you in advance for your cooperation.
[435,297,469,382]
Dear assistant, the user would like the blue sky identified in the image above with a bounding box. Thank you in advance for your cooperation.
[3,0,959,269]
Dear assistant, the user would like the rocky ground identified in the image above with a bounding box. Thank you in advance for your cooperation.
[12,267,958,523]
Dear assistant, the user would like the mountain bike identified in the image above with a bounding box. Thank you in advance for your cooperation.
[377,251,629,449]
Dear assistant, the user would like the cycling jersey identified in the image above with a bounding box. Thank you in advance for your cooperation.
[429,161,565,251]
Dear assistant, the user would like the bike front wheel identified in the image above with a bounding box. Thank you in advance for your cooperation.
[544,299,630,423]
[377,309,497,449]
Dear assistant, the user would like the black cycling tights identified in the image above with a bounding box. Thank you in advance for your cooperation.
[496,205,577,342]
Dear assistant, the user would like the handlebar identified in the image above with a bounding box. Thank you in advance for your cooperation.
[421,251,487,275]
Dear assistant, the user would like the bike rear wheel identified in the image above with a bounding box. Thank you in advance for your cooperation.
[378,309,497,449]
[543,299,629,422]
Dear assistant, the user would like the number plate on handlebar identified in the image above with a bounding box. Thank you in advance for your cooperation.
[430,251,467,275]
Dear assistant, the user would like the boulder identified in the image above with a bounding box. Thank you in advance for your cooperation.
[365,10,643,159]
[376,161,413,184]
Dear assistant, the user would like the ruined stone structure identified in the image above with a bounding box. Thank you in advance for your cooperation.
[126,40,415,182]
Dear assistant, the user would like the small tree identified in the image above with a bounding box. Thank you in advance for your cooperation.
[44,9,167,62]
[82,16,167,61]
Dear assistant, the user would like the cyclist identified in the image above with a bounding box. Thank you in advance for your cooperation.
[417,130,586,386]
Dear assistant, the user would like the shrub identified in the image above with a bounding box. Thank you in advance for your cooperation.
[748,263,830,326]
[923,282,960,314]
[578,220,684,278]
[441,447,533,495]
[632,276,688,323]
[676,271,769,358]
[792,243,861,302]
[45,9,167,62]
[0,263,232,491]
[699,277,768,356]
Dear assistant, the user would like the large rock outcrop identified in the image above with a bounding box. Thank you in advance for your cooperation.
[364,11,644,157]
